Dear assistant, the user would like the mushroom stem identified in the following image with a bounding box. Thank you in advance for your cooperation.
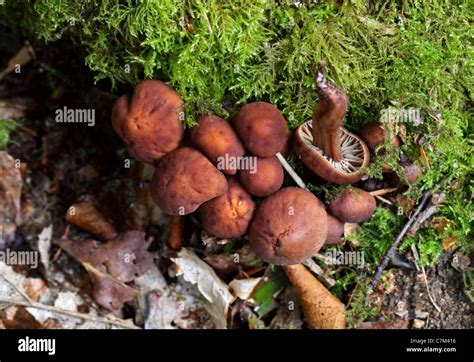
[168,215,184,250]
[311,62,347,162]
[275,152,306,189]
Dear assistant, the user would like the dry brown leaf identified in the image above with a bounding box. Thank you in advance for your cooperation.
[83,262,138,312]
[431,217,452,233]
[60,231,154,283]
[21,277,47,302]
[229,277,261,300]
[442,236,457,251]
[66,199,118,240]
[2,306,42,329]
[419,147,431,171]
[283,264,346,329]
[60,231,153,311]
[395,194,415,215]
[172,248,236,328]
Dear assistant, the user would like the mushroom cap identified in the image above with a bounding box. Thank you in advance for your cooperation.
[360,121,401,151]
[248,187,328,265]
[150,147,228,215]
[325,214,345,245]
[199,177,255,238]
[189,115,246,175]
[238,156,284,197]
[235,102,288,158]
[328,188,376,223]
[112,80,184,164]
[293,121,370,185]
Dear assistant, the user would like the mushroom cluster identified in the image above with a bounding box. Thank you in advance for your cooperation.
[112,66,380,266]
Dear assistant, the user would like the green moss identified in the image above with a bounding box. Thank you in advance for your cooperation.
[0,118,17,150]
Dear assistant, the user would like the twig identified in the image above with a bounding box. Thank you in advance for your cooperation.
[407,204,439,235]
[410,244,442,313]
[375,195,393,205]
[369,187,398,197]
[0,296,140,329]
[0,271,34,304]
[368,190,432,291]
[275,152,306,189]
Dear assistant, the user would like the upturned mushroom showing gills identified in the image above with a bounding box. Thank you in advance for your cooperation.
[248,187,328,265]
[294,62,370,185]
[238,156,284,197]
[328,187,376,223]
[150,147,228,215]
[199,177,255,238]
[112,80,184,164]
[189,115,245,175]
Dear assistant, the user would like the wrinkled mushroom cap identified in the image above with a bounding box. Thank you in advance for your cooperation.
[249,187,328,265]
[199,178,255,238]
[328,187,376,223]
[112,80,184,163]
[238,156,284,197]
[189,115,246,175]
[235,102,288,158]
[294,122,370,185]
[150,147,228,215]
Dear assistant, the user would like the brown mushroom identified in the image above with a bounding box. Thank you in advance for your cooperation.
[360,121,401,151]
[325,214,345,245]
[235,102,306,188]
[293,62,370,185]
[238,156,284,197]
[150,147,227,215]
[248,187,328,265]
[112,80,184,164]
[199,178,255,238]
[189,115,245,175]
[328,187,376,223]
[235,102,288,158]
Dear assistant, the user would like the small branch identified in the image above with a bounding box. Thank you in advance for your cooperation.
[369,187,398,197]
[368,190,432,291]
[0,271,34,304]
[407,205,439,236]
[275,152,306,189]
[0,296,140,329]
